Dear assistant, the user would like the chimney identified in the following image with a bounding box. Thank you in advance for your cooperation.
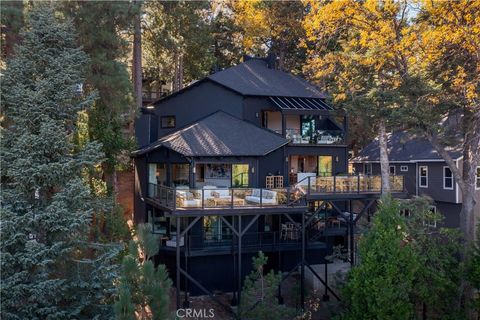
[264,53,276,69]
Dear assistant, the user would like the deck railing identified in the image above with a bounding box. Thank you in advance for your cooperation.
[147,184,296,210]
[304,175,404,195]
[147,175,404,210]
[186,231,302,251]
[286,128,344,145]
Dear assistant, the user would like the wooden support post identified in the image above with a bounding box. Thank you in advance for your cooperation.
[301,211,305,310]
[176,216,181,309]
[237,216,242,307]
[322,262,330,301]
[183,234,189,307]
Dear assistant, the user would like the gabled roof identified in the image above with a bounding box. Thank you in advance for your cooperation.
[207,58,326,98]
[133,111,289,157]
[352,131,462,163]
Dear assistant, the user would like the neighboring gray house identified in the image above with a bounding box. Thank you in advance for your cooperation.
[352,131,480,228]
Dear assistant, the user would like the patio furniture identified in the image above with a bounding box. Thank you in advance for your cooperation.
[286,222,299,240]
[296,172,316,187]
[328,217,341,228]
[206,197,245,207]
[281,223,288,240]
[176,190,201,208]
[245,189,277,205]
[203,186,231,201]
[166,236,184,247]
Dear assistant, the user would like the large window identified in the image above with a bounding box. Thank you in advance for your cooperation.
[476,167,480,190]
[419,166,428,188]
[301,115,316,142]
[203,216,232,242]
[318,156,333,176]
[172,164,189,187]
[160,116,176,128]
[443,166,454,190]
[232,164,249,187]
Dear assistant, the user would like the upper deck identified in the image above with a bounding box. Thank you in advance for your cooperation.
[146,174,405,215]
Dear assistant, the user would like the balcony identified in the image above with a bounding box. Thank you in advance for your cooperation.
[146,174,404,211]
[303,175,404,195]
[286,128,344,145]
[147,184,296,210]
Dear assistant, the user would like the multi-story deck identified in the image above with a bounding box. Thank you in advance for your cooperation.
[133,56,405,314]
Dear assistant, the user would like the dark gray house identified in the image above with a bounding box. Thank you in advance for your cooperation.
[133,57,405,311]
[352,131,480,228]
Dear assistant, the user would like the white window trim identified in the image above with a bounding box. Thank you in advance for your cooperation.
[423,206,437,228]
[389,165,396,175]
[476,166,480,190]
[443,166,454,190]
[419,166,428,188]
[400,165,408,172]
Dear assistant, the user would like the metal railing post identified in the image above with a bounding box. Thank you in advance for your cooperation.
[260,189,263,207]
[166,189,169,207]
[333,175,337,193]
[357,174,360,193]
[231,188,234,209]
[307,177,311,196]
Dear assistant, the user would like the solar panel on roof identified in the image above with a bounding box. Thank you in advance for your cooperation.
[269,96,333,111]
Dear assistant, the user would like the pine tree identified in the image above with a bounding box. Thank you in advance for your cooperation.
[1,4,118,318]
[114,224,172,320]
[143,1,216,87]
[466,226,480,314]
[61,1,139,194]
[240,251,294,320]
[340,197,420,319]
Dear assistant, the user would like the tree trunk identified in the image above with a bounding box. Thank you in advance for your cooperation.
[173,52,184,92]
[426,107,480,242]
[461,107,480,242]
[131,5,142,136]
[378,118,391,194]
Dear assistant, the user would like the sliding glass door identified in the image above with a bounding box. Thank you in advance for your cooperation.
[318,156,333,176]
[232,164,249,187]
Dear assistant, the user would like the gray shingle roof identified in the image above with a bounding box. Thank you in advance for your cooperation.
[133,111,288,157]
[352,131,462,162]
[207,59,326,98]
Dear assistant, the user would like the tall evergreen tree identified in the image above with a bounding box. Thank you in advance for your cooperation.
[340,197,420,319]
[0,0,24,64]
[1,4,118,318]
[61,1,139,194]
[114,224,172,320]
[143,0,216,87]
